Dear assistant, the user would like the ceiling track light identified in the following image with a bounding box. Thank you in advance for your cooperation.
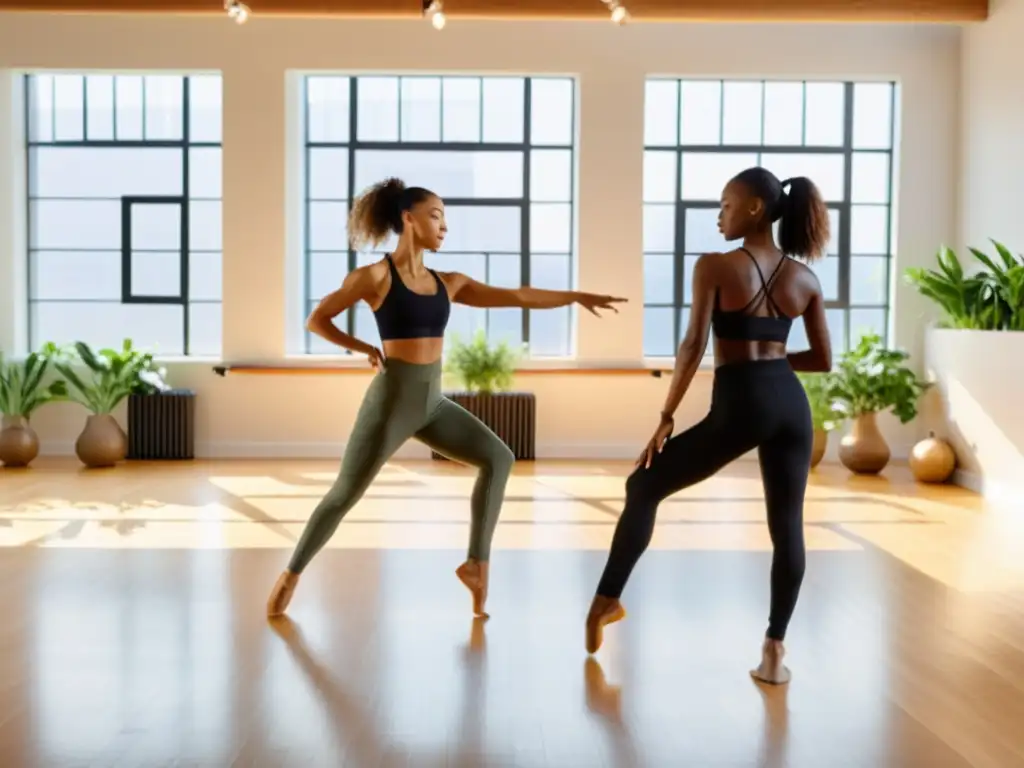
[422,0,446,30]
[224,0,251,24]
[599,0,629,24]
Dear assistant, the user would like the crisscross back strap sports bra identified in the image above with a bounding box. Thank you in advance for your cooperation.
[711,248,793,344]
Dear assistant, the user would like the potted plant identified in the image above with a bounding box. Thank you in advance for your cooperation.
[825,333,930,475]
[796,372,840,469]
[51,340,168,468]
[435,329,536,460]
[0,344,68,468]
[904,240,1023,491]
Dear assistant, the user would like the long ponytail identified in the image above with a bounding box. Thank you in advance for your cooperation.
[777,176,830,263]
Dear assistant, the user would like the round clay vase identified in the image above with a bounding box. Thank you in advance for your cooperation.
[75,414,127,468]
[909,431,957,483]
[810,428,828,469]
[838,411,890,475]
[0,415,40,468]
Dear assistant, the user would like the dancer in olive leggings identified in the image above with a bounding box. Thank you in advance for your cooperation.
[268,177,626,619]
[585,167,833,685]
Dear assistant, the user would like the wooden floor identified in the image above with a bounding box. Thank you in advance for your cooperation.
[1,458,1023,767]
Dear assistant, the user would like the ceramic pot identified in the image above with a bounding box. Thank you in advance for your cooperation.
[75,414,127,468]
[810,429,828,469]
[909,431,957,483]
[0,415,40,468]
[838,411,890,475]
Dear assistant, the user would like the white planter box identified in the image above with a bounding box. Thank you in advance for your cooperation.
[924,327,1024,502]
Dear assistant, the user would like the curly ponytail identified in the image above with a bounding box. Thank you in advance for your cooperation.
[731,167,830,262]
[347,177,436,251]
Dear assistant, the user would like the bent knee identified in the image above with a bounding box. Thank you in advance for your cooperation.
[491,442,515,474]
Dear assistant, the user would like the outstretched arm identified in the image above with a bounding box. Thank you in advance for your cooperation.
[443,272,626,315]
[659,253,715,419]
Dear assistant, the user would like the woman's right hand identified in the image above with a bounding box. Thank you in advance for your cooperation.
[636,415,674,469]
[366,346,385,372]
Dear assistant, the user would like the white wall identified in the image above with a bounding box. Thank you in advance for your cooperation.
[0,14,960,461]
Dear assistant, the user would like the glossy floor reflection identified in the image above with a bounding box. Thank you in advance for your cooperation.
[1,459,1022,766]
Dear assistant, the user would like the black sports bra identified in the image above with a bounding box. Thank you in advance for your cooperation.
[711,248,793,344]
[373,254,451,341]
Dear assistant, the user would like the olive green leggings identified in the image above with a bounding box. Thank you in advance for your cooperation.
[288,358,516,573]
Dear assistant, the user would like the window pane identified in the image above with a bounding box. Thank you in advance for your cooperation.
[530,149,572,202]
[308,202,349,251]
[531,78,573,146]
[851,152,890,204]
[482,78,524,143]
[354,149,523,198]
[826,208,840,255]
[189,201,222,252]
[803,82,844,146]
[356,76,399,141]
[826,308,847,355]
[680,152,759,200]
[443,206,520,252]
[644,79,678,146]
[683,255,700,304]
[306,76,350,144]
[851,204,889,254]
[531,254,570,291]
[684,208,731,253]
[29,146,183,198]
[189,251,222,302]
[643,253,674,305]
[308,251,348,301]
[643,307,675,357]
[308,148,349,201]
[810,255,839,301]
[131,251,180,297]
[787,315,808,353]
[115,76,144,141]
[529,308,570,357]
[189,148,222,199]
[850,256,889,305]
[31,301,184,355]
[188,302,222,357]
[28,75,54,142]
[30,200,120,250]
[643,204,674,252]
[31,251,121,301]
[487,254,520,288]
[442,78,481,142]
[400,77,441,142]
[189,75,223,144]
[759,152,845,202]
[144,75,184,140]
[853,83,893,149]
[850,308,887,345]
[53,75,84,141]
[762,82,803,146]
[530,203,572,252]
[446,305,487,346]
[430,252,486,281]
[722,81,763,145]
[643,150,676,203]
[85,75,115,140]
[487,308,522,348]
[680,81,721,145]
[132,205,180,251]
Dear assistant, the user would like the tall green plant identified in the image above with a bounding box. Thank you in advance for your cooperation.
[0,344,68,418]
[50,339,169,415]
[443,330,521,394]
[904,240,1024,330]
[797,372,840,432]
[825,333,929,424]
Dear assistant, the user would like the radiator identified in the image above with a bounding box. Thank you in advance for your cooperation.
[127,390,196,461]
[431,392,536,461]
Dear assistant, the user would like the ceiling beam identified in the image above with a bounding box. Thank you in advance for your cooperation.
[0,0,990,23]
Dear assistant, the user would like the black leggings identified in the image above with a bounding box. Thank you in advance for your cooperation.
[595,358,813,641]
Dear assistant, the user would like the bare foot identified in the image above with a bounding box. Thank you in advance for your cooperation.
[585,595,626,654]
[456,559,490,618]
[750,638,791,685]
[267,571,299,617]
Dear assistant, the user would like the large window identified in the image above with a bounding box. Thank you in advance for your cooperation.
[25,73,223,356]
[299,75,577,357]
[642,79,896,358]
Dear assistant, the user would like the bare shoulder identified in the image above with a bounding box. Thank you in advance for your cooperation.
[433,269,470,293]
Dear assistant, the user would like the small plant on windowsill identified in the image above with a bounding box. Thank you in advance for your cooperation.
[436,329,536,461]
[0,344,68,468]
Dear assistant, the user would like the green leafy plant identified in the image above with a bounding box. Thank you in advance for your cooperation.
[797,372,841,432]
[904,240,1024,330]
[443,329,521,394]
[0,343,68,418]
[49,339,169,415]
[824,333,930,425]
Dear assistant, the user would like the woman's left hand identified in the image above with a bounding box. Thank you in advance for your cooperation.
[576,293,628,317]
[636,415,674,469]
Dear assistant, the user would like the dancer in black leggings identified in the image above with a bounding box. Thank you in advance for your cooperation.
[585,167,833,685]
